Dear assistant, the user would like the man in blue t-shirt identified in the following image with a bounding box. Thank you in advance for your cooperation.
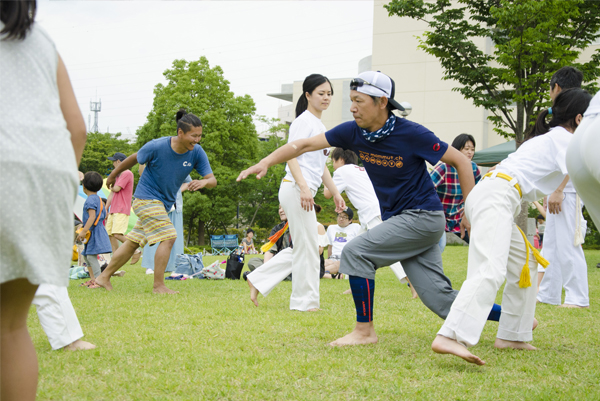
[95,111,216,294]
[238,71,480,346]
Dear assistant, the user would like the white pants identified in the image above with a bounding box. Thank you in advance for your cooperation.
[537,192,588,306]
[248,182,320,311]
[438,177,537,347]
[362,216,408,283]
[567,110,600,229]
[32,284,83,350]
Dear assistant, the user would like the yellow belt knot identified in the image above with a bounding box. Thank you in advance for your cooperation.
[517,226,550,288]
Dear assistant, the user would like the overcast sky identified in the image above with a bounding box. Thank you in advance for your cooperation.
[36,0,374,138]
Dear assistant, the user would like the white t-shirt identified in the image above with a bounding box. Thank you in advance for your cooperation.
[496,126,571,201]
[332,164,381,225]
[284,110,328,191]
[326,223,361,258]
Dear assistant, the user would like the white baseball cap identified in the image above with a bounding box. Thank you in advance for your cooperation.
[350,71,405,111]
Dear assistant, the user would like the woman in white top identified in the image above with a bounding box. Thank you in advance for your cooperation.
[0,2,87,399]
[247,74,345,311]
[433,88,592,365]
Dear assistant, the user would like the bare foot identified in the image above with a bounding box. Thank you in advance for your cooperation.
[112,270,126,277]
[559,304,588,309]
[307,308,321,312]
[130,249,141,265]
[247,278,259,307]
[329,327,378,346]
[94,275,113,291]
[342,288,352,295]
[533,318,538,330]
[432,335,485,365]
[152,284,179,294]
[494,338,537,350]
[64,339,96,351]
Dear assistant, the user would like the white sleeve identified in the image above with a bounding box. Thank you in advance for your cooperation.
[332,169,347,193]
[288,117,311,143]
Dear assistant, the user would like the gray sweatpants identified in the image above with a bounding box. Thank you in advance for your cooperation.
[339,209,457,319]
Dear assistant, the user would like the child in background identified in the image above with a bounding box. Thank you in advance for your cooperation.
[242,229,257,254]
[76,172,112,286]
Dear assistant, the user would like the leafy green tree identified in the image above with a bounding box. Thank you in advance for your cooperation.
[136,57,258,244]
[79,132,136,175]
[237,116,289,230]
[385,0,600,143]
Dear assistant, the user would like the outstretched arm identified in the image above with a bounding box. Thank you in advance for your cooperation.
[237,133,331,181]
[107,153,138,188]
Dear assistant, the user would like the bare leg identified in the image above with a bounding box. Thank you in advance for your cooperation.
[1,279,39,401]
[342,288,352,295]
[64,339,96,351]
[152,239,178,294]
[109,235,120,254]
[329,322,378,346]
[537,271,544,293]
[94,240,138,291]
[494,338,537,350]
[432,335,485,365]
[247,278,259,307]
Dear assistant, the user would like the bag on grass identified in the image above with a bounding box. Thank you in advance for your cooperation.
[174,253,205,278]
[202,260,225,279]
[225,252,244,280]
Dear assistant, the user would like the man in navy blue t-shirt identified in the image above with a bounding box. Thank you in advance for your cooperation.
[238,71,479,346]
[95,110,217,294]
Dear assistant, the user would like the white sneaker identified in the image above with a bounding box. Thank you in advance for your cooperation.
[145,269,154,275]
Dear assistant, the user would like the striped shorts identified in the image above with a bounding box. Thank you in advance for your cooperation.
[126,199,177,248]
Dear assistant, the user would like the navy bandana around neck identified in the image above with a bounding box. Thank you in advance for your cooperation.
[360,114,396,143]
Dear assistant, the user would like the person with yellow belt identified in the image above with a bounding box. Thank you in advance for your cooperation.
[432,87,593,365]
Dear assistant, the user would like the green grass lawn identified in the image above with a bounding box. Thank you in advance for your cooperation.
[29,248,600,400]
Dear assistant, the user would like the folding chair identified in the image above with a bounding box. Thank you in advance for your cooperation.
[210,235,226,255]
[223,234,239,255]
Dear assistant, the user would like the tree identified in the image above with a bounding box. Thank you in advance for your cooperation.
[385,0,600,143]
[136,57,259,244]
[237,116,289,229]
[79,132,136,175]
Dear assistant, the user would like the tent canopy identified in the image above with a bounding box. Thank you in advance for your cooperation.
[472,139,516,167]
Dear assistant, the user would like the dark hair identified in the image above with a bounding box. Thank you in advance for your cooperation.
[537,215,545,221]
[331,148,358,165]
[314,204,322,214]
[176,108,202,133]
[550,66,583,92]
[528,88,592,141]
[246,228,254,235]
[451,133,476,151]
[82,171,103,192]
[0,0,37,41]
[295,74,333,118]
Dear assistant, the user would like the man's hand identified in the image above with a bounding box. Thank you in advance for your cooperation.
[106,174,117,189]
[188,180,207,192]
[237,162,269,181]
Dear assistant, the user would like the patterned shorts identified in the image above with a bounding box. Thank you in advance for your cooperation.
[126,199,177,248]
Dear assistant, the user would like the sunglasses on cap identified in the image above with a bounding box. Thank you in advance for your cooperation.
[350,78,390,96]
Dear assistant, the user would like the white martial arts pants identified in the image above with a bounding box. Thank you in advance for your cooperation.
[537,192,589,306]
[32,284,84,350]
[362,216,408,283]
[438,177,537,347]
[567,110,600,229]
[248,181,320,311]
